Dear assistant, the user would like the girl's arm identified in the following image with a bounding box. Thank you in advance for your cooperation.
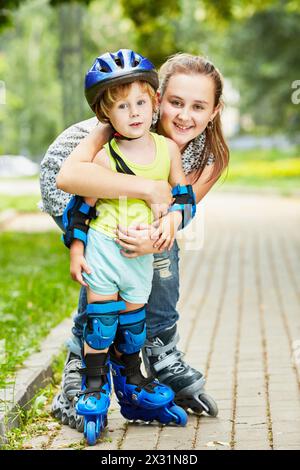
[56,125,172,214]
[149,139,187,251]
[167,139,188,187]
[186,163,219,203]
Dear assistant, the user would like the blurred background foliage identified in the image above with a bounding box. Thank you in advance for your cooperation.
[0,0,299,159]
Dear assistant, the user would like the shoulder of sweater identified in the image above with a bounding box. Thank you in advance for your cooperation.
[41,117,98,164]
[52,117,98,143]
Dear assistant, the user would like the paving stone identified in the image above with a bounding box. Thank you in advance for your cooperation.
[235,441,271,450]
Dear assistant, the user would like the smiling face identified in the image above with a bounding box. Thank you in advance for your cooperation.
[107,81,154,139]
[157,73,220,151]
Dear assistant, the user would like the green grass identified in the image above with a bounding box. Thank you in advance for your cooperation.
[0,232,79,388]
[0,176,40,213]
[224,147,300,194]
[1,351,66,450]
[0,194,40,213]
[0,175,38,181]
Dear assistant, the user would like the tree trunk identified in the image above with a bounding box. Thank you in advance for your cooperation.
[57,3,84,128]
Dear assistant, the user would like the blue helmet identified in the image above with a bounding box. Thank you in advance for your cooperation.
[85,49,159,111]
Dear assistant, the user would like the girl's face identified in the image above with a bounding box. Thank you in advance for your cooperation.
[157,73,220,151]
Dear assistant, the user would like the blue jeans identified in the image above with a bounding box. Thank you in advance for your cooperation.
[53,215,180,345]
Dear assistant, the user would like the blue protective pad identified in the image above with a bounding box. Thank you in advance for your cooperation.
[116,306,146,354]
[169,184,196,229]
[84,300,126,350]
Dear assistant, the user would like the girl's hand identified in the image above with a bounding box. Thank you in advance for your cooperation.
[70,240,92,286]
[145,180,173,220]
[115,224,162,258]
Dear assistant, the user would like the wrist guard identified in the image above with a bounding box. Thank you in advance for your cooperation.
[62,195,97,248]
[169,184,196,230]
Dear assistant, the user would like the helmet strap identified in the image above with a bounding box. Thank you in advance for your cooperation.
[112,127,141,141]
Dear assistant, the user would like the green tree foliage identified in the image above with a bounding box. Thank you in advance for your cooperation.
[0,0,136,157]
[0,0,94,30]
[1,0,299,158]
[120,0,181,64]
[0,2,61,156]
[50,0,93,5]
[0,0,23,30]
[223,3,300,136]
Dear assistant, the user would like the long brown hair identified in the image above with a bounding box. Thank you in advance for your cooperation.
[159,53,229,183]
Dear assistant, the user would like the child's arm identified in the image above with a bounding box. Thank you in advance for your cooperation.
[56,126,172,218]
[70,239,91,287]
[68,148,110,286]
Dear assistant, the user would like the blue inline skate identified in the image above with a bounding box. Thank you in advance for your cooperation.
[143,325,218,417]
[75,299,125,445]
[110,350,187,426]
[111,305,187,426]
[75,352,111,446]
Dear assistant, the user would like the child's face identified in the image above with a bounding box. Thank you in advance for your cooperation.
[108,82,154,139]
[157,73,219,151]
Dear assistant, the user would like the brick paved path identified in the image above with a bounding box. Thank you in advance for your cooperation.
[23,192,300,450]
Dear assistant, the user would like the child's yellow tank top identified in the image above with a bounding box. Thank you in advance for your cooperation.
[90,132,170,238]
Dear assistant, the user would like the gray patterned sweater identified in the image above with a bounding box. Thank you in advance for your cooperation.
[40,117,213,216]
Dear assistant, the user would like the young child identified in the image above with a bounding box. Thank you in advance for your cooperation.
[63,49,196,445]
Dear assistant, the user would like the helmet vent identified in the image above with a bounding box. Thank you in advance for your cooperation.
[99,65,110,73]
[96,60,111,73]
[114,58,123,68]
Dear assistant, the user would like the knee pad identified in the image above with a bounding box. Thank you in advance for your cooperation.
[84,300,126,350]
[115,306,146,354]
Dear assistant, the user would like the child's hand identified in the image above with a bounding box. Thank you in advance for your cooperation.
[70,240,92,287]
[150,211,182,252]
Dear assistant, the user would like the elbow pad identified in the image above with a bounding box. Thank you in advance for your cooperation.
[169,184,196,230]
[62,195,97,248]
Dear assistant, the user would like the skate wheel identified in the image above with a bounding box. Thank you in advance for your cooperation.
[76,416,84,433]
[198,393,218,417]
[191,406,204,415]
[52,408,62,420]
[169,405,188,426]
[103,415,108,429]
[86,421,97,446]
[68,415,76,429]
[61,412,69,425]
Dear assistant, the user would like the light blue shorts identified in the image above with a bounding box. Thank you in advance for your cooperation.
[83,228,154,304]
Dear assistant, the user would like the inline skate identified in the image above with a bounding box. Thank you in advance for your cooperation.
[51,350,84,432]
[110,349,187,426]
[75,352,111,445]
[143,325,218,417]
